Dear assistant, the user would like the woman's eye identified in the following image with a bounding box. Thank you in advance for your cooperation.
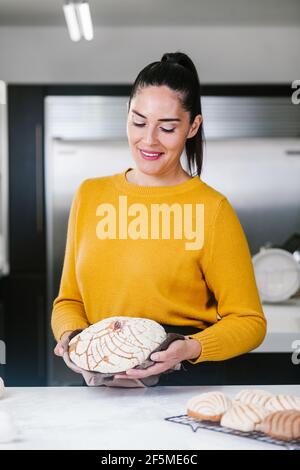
[132,122,145,127]
[161,128,175,133]
[132,122,175,133]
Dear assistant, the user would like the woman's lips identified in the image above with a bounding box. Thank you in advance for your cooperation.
[139,149,164,160]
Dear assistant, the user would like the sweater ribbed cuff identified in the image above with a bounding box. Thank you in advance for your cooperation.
[51,303,89,342]
[186,328,222,364]
[54,321,89,343]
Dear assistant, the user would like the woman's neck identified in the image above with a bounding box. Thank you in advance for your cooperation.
[125,168,192,187]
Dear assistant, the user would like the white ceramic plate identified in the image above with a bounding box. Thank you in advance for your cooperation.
[252,248,300,303]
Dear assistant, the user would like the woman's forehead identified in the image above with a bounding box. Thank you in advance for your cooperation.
[131,87,185,116]
[134,85,182,101]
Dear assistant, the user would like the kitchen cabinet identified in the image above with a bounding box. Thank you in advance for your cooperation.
[8,86,45,273]
[0,278,6,381]
[6,86,47,386]
[3,274,46,386]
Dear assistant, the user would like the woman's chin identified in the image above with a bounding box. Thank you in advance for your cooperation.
[136,160,164,175]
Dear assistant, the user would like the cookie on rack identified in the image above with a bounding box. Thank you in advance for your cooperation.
[256,410,300,441]
[186,391,232,422]
[234,389,273,407]
[265,394,300,412]
[220,403,271,432]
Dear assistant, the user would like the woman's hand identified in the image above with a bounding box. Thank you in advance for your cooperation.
[114,337,202,380]
[53,331,73,357]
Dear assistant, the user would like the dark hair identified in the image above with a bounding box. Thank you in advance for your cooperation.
[127,51,205,177]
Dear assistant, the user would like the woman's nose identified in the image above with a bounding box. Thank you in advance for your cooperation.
[144,126,158,145]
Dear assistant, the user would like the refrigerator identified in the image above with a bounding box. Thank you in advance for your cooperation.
[45,96,133,385]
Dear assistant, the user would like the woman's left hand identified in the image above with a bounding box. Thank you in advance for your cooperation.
[114,337,202,380]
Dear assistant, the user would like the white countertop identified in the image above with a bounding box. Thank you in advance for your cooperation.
[0,385,299,450]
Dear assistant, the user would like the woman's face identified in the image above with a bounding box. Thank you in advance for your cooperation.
[126,85,202,177]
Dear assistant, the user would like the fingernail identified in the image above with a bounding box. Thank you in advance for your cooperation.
[151,353,159,361]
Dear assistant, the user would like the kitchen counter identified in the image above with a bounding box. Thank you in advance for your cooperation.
[0,385,299,450]
[252,297,300,352]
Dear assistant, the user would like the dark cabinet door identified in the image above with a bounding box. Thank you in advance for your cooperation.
[8,86,45,273]
[0,278,6,381]
[7,86,47,385]
[3,274,46,386]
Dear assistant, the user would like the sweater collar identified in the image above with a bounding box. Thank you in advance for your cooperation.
[113,167,203,196]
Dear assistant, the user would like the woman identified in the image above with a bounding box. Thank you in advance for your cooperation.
[52,51,266,386]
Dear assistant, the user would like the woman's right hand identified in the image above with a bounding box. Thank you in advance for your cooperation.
[54,331,73,357]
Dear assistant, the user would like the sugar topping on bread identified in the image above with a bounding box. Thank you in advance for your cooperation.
[220,403,271,432]
[256,410,300,441]
[234,389,273,407]
[265,394,300,412]
[187,391,232,422]
[69,316,167,373]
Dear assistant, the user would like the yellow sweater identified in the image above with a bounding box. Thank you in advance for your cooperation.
[51,167,267,365]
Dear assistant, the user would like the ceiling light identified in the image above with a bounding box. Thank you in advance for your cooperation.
[63,1,94,42]
[63,2,81,42]
[76,1,94,41]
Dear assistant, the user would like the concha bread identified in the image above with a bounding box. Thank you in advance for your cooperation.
[220,403,271,432]
[256,410,300,441]
[68,316,167,373]
[187,392,232,422]
[265,394,300,412]
[234,389,274,407]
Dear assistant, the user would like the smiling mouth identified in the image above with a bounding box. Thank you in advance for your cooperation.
[139,149,164,159]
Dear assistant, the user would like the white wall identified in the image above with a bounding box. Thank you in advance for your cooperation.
[0,25,299,83]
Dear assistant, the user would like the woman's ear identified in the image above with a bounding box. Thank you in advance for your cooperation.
[187,114,202,139]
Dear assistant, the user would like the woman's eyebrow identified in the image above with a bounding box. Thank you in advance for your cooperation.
[132,109,181,122]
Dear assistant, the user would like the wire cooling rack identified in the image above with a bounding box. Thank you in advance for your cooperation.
[164,414,300,450]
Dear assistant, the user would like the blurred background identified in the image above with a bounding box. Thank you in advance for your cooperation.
[0,0,299,386]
